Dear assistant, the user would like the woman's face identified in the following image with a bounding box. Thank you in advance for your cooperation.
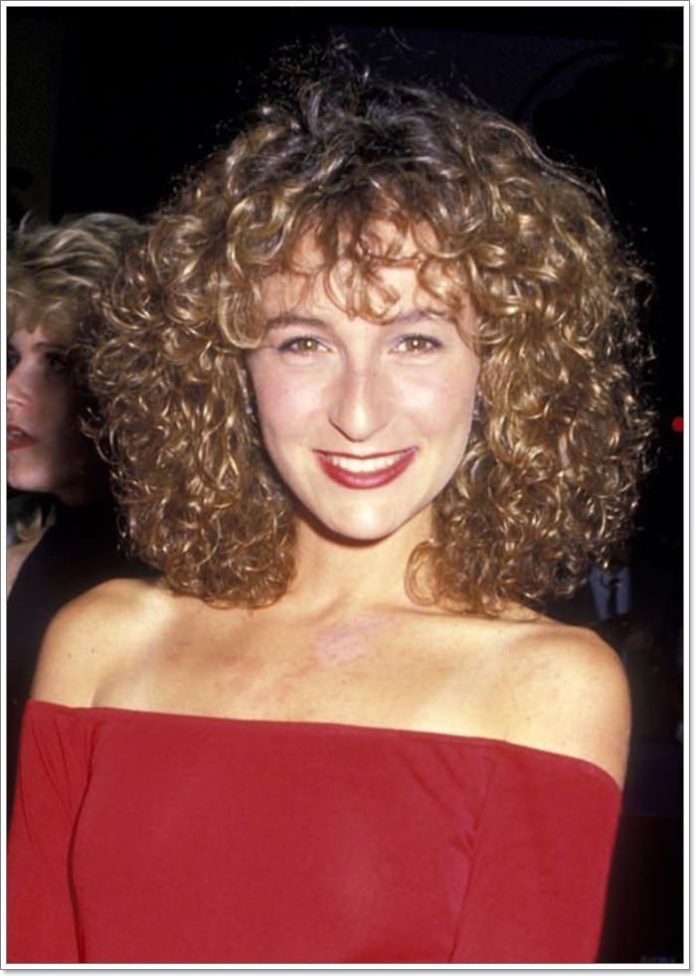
[248,240,480,543]
[7,324,98,504]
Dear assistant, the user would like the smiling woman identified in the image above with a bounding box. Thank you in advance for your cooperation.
[248,236,480,541]
[8,62,651,965]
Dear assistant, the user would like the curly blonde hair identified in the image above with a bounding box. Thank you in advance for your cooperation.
[8,213,143,349]
[90,72,653,613]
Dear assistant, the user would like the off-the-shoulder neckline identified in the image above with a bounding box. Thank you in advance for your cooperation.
[26,697,620,790]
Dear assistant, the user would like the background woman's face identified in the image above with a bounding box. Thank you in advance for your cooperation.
[7,324,97,504]
[248,239,480,543]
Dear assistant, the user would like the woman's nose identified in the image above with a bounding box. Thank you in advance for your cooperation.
[6,365,30,407]
[328,363,390,443]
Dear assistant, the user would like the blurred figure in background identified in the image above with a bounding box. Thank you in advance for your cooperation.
[6,213,151,812]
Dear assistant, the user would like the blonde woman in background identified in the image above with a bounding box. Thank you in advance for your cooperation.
[6,213,150,810]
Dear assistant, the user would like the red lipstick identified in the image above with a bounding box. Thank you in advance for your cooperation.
[315,448,417,490]
[7,426,36,452]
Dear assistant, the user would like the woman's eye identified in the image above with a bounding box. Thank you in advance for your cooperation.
[44,351,70,375]
[277,336,326,355]
[395,334,442,354]
[7,347,19,373]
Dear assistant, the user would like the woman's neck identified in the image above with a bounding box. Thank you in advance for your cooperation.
[285,506,435,616]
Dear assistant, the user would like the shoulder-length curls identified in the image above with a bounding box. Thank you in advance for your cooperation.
[90,71,653,613]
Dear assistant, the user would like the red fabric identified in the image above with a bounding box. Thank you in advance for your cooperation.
[8,699,621,964]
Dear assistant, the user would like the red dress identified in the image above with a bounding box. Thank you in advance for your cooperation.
[8,699,620,964]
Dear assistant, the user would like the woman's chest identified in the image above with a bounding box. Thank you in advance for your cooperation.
[70,722,490,963]
[99,612,504,735]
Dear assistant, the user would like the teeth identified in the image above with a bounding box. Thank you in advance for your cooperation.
[323,451,408,473]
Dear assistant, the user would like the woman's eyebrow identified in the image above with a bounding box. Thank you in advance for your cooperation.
[388,308,454,326]
[265,309,454,330]
[264,314,328,331]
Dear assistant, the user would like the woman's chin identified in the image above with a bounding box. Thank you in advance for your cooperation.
[330,523,398,545]
[7,473,45,495]
[298,502,427,547]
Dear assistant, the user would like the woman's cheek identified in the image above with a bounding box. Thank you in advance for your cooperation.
[398,372,473,431]
[255,368,327,437]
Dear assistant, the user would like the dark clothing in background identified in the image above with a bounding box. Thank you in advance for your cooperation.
[7,501,153,817]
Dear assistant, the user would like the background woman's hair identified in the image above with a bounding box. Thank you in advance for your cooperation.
[8,212,143,348]
[90,66,654,613]
[7,212,144,541]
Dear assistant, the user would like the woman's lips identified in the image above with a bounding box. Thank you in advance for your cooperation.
[315,448,417,489]
[7,426,36,452]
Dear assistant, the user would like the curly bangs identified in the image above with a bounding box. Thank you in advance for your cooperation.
[90,71,653,612]
[7,213,143,348]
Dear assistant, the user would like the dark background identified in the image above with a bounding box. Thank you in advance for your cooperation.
[7,4,685,963]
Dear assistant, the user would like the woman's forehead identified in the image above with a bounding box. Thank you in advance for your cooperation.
[9,297,73,344]
[261,261,449,318]
[260,224,463,320]
[8,321,65,348]
[257,268,478,350]
[290,219,438,267]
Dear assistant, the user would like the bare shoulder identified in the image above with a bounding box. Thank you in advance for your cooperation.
[502,618,631,786]
[31,577,177,707]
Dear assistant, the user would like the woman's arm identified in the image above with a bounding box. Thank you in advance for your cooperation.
[8,700,91,962]
[451,625,630,963]
[450,740,623,963]
[8,579,155,962]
